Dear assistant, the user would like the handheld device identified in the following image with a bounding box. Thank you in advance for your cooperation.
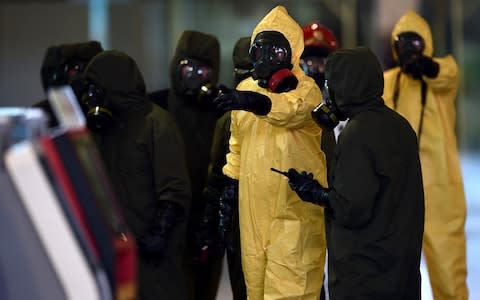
[270,167,289,177]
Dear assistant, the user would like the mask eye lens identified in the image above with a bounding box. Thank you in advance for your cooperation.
[394,38,403,54]
[322,80,335,105]
[196,66,211,81]
[180,63,193,79]
[86,83,105,107]
[63,62,84,83]
[249,44,262,62]
[87,85,98,100]
[323,80,330,101]
[411,39,423,52]
[271,46,287,63]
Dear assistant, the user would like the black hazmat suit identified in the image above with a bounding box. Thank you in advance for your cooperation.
[319,48,424,299]
[83,50,191,300]
[33,41,103,128]
[150,30,224,300]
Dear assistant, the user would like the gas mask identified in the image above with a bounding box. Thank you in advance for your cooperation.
[300,55,328,88]
[45,59,88,100]
[47,59,86,88]
[176,58,213,98]
[311,80,346,130]
[81,82,113,133]
[393,31,425,72]
[249,31,298,93]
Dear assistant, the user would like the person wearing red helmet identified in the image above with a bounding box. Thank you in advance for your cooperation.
[300,21,339,300]
[301,21,345,141]
[300,21,338,89]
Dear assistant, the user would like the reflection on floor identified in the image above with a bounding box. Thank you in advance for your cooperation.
[216,152,480,300]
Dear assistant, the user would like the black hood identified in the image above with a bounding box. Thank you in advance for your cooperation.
[325,47,384,117]
[40,41,103,91]
[84,50,149,116]
[232,36,252,85]
[233,36,252,70]
[169,30,220,93]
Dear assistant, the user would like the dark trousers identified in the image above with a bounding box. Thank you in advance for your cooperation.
[226,207,247,300]
[185,256,223,300]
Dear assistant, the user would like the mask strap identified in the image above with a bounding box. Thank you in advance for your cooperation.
[417,79,427,145]
[393,72,401,109]
[392,71,427,145]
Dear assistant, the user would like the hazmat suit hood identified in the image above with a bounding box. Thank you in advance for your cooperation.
[40,41,103,91]
[251,5,304,77]
[169,30,220,94]
[84,50,150,118]
[325,47,384,118]
[391,10,433,61]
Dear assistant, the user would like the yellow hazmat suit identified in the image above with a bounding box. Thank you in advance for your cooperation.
[383,10,468,300]
[223,6,327,300]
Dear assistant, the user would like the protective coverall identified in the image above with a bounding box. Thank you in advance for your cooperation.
[223,6,327,300]
[310,47,425,300]
[383,11,468,300]
[150,30,224,300]
[84,50,192,300]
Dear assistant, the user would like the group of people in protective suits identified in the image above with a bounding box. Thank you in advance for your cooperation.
[34,4,467,300]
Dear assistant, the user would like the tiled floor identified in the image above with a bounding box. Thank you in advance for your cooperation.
[216,152,480,300]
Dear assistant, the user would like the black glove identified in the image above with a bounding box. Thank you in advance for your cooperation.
[138,200,184,263]
[218,178,239,256]
[418,56,440,78]
[194,198,221,263]
[198,83,229,107]
[213,88,271,115]
[286,168,330,207]
[403,55,439,79]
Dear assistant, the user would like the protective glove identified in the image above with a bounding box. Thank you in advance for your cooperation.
[286,168,330,207]
[138,200,184,264]
[213,88,271,115]
[198,83,229,107]
[217,178,239,256]
[403,55,439,79]
[418,56,439,78]
[193,198,221,263]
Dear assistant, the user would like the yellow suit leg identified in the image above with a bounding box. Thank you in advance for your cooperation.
[422,183,468,300]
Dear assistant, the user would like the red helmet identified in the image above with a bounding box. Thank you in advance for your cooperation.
[302,21,338,53]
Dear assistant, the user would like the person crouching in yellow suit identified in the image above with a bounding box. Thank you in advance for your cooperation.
[212,5,328,300]
[383,10,468,300]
